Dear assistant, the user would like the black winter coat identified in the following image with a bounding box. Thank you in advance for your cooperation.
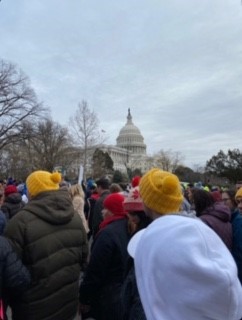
[92,190,110,237]
[80,218,130,320]
[121,259,146,320]
[1,193,25,220]
[0,236,30,299]
[0,211,6,235]
[4,189,89,320]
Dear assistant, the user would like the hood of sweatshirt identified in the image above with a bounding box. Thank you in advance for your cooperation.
[202,203,231,222]
[24,189,74,225]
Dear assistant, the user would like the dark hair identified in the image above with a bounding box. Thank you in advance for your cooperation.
[192,189,214,217]
[96,177,110,190]
[118,182,129,191]
[136,211,152,231]
[187,183,194,188]
[110,183,122,193]
[222,190,237,208]
[128,211,152,234]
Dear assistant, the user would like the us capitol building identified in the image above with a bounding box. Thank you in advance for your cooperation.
[98,108,152,173]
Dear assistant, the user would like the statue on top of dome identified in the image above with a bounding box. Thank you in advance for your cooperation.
[127,108,132,123]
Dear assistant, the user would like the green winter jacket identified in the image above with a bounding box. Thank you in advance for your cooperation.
[4,189,88,320]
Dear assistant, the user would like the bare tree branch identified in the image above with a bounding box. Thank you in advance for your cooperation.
[153,149,184,172]
[69,100,105,179]
[0,60,47,150]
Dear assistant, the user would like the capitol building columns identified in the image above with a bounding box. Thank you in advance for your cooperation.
[97,109,150,174]
[77,109,152,178]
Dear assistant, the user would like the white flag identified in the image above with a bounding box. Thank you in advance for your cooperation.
[78,164,84,185]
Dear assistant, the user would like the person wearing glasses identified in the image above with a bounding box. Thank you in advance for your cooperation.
[231,187,242,284]
[221,190,239,220]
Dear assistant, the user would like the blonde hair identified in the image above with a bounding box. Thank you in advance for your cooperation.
[69,184,84,200]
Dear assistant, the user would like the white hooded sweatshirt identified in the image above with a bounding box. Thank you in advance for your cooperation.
[128,215,242,320]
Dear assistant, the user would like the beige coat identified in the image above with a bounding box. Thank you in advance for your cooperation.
[72,195,89,233]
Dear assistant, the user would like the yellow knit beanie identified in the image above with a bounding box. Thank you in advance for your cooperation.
[139,168,183,215]
[235,187,242,200]
[26,170,61,198]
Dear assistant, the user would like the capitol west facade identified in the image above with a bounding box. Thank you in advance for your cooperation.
[99,109,152,174]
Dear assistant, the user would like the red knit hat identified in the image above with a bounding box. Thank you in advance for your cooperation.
[103,193,127,215]
[131,176,141,188]
[4,185,18,197]
[210,191,222,203]
[123,187,144,212]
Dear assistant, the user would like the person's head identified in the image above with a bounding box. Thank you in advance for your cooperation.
[7,177,14,186]
[96,177,110,195]
[59,180,70,191]
[102,193,126,220]
[221,190,237,211]
[26,170,61,199]
[236,181,242,191]
[187,186,194,203]
[123,186,152,234]
[119,182,129,192]
[109,183,122,193]
[139,168,183,219]
[210,190,222,203]
[69,184,84,200]
[235,187,242,213]
[128,215,242,320]
[89,183,98,194]
[86,178,95,190]
[4,185,18,197]
[131,176,141,188]
[191,189,214,216]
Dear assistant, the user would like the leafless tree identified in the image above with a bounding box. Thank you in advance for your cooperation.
[0,119,77,180]
[0,60,47,150]
[69,100,106,179]
[22,119,73,172]
[153,149,184,172]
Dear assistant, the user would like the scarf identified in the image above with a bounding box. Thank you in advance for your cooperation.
[99,214,127,231]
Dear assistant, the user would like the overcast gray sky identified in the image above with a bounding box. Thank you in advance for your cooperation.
[1,0,242,168]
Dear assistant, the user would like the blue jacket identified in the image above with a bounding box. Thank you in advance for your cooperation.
[232,213,242,283]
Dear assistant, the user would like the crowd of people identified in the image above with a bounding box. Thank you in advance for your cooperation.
[1,169,242,319]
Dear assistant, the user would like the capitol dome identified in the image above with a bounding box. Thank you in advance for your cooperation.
[116,109,147,155]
